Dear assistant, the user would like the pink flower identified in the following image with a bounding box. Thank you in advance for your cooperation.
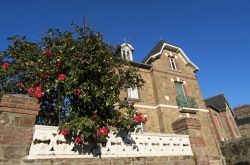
[28,88,35,95]
[34,91,43,99]
[17,82,24,87]
[42,73,48,79]
[2,62,10,69]
[58,74,66,81]
[75,136,82,144]
[46,50,52,57]
[36,84,43,91]
[99,127,108,136]
[75,88,81,95]
[59,128,68,135]
[134,116,142,123]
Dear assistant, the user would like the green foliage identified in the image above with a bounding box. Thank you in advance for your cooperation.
[0,23,144,145]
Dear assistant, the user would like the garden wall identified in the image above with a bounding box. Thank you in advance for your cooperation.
[0,94,196,165]
[221,137,250,165]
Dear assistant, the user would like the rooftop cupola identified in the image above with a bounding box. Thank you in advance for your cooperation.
[120,42,134,61]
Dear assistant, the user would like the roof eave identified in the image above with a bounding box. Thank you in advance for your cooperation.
[144,43,199,73]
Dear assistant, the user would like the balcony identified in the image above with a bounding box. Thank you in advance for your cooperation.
[176,95,198,109]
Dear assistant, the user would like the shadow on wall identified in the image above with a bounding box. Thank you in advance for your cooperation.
[234,162,250,165]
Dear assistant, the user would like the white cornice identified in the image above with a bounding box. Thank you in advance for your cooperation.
[134,104,178,110]
[134,104,208,113]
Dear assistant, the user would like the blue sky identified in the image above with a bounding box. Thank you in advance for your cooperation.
[0,0,249,107]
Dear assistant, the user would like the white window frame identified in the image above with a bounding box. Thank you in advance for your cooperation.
[121,48,133,61]
[127,87,139,99]
[169,57,177,70]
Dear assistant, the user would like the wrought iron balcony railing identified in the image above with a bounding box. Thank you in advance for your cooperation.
[176,95,198,109]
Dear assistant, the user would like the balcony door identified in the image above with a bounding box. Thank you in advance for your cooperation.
[175,82,186,97]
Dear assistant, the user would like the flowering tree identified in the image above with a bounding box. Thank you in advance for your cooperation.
[0,24,144,145]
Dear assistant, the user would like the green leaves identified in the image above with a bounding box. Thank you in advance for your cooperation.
[0,22,144,146]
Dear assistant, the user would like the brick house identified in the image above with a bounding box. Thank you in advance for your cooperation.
[117,40,227,164]
[205,94,241,143]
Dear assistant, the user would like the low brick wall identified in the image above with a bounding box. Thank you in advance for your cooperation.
[221,137,250,165]
[10,156,195,165]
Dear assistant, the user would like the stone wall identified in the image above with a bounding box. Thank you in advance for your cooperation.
[221,137,250,165]
[5,156,196,165]
[234,105,250,137]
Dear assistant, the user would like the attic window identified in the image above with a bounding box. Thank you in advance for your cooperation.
[169,57,177,70]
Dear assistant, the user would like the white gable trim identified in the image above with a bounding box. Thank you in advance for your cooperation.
[121,43,134,51]
[145,43,199,72]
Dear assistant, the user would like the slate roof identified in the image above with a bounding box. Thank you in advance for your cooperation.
[204,94,227,112]
[142,40,165,63]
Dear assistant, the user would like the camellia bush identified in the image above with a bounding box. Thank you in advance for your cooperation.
[0,24,144,146]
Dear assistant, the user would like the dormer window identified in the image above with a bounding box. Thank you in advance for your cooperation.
[169,56,177,70]
[120,43,134,61]
[122,50,132,61]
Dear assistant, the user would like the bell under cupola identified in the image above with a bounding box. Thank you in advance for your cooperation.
[120,42,134,61]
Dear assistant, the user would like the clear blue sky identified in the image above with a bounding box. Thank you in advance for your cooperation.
[0,0,249,108]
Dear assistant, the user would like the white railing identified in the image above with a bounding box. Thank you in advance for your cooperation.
[27,125,193,159]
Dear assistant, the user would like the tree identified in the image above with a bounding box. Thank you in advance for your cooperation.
[0,23,144,146]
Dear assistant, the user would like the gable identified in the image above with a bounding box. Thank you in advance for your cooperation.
[142,40,199,73]
[205,94,236,117]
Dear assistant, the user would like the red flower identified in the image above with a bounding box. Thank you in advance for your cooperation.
[59,128,68,135]
[75,136,82,144]
[42,73,48,79]
[92,113,97,120]
[58,74,66,81]
[36,84,43,91]
[99,127,108,136]
[134,116,143,123]
[46,50,52,57]
[34,91,43,99]
[28,88,35,95]
[2,62,10,69]
[17,82,24,87]
[56,63,62,70]
[75,88,81,95]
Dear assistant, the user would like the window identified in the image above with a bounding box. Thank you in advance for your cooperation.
[127,87,139,99]
[175,82,185,96]
[122,50,126,59]
[214,114,222,129]
[169,57,177,70]
[121,49,132,61]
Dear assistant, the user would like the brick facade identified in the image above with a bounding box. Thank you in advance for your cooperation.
[206,95,241,143]
[119,41,226,164]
